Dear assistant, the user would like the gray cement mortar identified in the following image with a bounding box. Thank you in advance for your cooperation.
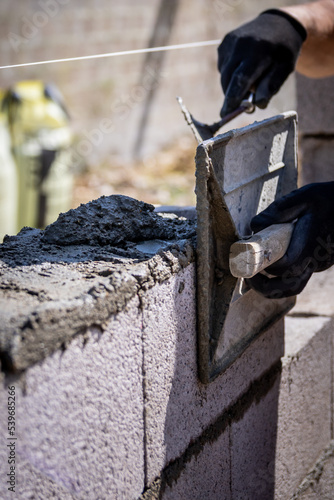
[43,195,195,246]
[0,195,196,373]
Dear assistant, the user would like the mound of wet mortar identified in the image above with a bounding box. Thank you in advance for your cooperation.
[43,195,195,246]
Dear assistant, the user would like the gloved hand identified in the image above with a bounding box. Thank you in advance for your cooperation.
[218,9,307,117]
[246,182,334,298]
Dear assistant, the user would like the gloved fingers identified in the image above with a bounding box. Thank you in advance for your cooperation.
[254,61,294,109]
[251,187,309,233]
[220,55,271,117]
[219,55,240,96]
[218,34,250,94]
[217,36,234,87]
[245,264,313,299]
[315,258,334,273]
[250,183,334,277]
[312,234,334,272]
[264,213,313,276]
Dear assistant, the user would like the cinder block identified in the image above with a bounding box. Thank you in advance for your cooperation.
[275,317,333,498]
[299,137,334,185]
[231,375,281,500]
[162,429,231,500]
[292,266,334,317]
[17,460,76,500]
[284,316,331,355]
[0,297,145,500]
[296,74,334,135]
[154,206,196,221]
[296,444,334,500]
[143,264,285,484]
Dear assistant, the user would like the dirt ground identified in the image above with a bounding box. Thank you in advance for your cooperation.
[71,136,197,210]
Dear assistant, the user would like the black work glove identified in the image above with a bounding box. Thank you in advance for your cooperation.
[246,182,334,298]
[218,10,307,117]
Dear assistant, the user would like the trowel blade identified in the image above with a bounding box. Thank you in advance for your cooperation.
[177,94,255,143]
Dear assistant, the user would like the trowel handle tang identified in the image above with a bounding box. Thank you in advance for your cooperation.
[229,223,294,279]
[214,92,256,133]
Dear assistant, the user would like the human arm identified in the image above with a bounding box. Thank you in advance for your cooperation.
[218,0,334,116]
[281,0,334,77]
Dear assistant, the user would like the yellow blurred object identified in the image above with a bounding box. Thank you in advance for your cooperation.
[3,80,73,231]
[0,89,18,242]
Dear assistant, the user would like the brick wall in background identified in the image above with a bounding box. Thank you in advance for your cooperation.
[0,0,299,167]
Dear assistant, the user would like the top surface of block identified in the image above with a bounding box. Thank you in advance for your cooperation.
[0,195,195,372]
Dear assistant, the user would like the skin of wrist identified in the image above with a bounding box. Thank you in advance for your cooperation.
[280,1,334,37]
[280,1,334,77]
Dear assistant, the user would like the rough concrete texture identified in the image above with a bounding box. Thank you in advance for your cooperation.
[0,298,145,500]
[291,265,334,317]
[142,307,333,499]
[0,195,195,372]
[1,191,334,498]
[230,375,281,499]
[17,460,76,500]
[296,74,334,135]
[291,441,334,500]
[275,317,333,498]
[154,206,197,221]
[162,430,231,500]
[140,243,334,497]
[0,244,333,498]
[284,316,331,355]
[141,359,282,499]
[298,137,334,186]
[142,264,285,484]
[296,73,334,187]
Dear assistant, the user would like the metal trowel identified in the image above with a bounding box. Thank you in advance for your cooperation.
[191,111,298,383]
[177,93,255,143]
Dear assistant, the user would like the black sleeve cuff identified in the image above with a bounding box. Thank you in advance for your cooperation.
[261,9,307,41]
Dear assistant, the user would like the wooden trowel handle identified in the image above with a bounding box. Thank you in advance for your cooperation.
[229,223,294,279]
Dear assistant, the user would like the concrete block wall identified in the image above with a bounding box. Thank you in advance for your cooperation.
[276,316,333,498]
[0,195,334,499]
[1,301,145,499]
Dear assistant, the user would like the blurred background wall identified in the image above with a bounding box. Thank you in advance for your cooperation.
[0,0,307,209]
